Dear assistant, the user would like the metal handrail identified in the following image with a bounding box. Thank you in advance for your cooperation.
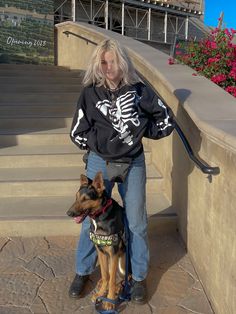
[62,30,220,175]
[63,30,97,46]
[174,122,220,175]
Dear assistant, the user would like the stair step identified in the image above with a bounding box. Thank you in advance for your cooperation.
[0,133,74,148]
[0,193,174,219]
[0,145,151,167]
[0,164,163,197]
[0,77,82,84]
[0,144,80,155]
[0,163,161,183]
[0,145,84,168]
[0,215,177,237]
[0,104,76,117]
[0,176,161,197]
[0,70,84,78]
[0,93,79,104]
[0,84,81,92]
[0,64,71,71]
[0,117,72,131]
[0,193,176,237]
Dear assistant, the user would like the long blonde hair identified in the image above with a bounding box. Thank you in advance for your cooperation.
[83,38,141,86]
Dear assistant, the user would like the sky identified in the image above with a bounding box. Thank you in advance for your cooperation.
[204,0,236,29]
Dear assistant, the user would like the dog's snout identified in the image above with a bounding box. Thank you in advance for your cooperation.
[67,208,76,217]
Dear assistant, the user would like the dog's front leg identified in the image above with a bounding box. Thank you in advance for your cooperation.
[104,250,119,310]
[92,249,109,302]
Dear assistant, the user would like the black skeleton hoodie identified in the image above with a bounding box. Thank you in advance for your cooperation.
[70,82,175,160]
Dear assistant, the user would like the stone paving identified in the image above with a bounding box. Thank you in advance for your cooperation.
[0,233,214,314]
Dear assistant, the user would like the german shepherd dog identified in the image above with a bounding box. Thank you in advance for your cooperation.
[67,172,126,310]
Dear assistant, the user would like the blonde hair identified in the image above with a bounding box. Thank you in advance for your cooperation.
[83,38,141,86]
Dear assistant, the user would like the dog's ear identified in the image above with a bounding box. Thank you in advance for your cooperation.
[80,174,89,186]
[92,172,105,193]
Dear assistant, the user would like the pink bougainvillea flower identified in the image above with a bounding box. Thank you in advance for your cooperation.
[175,50,182,55]
[225,86,236,97]
[208,57,220,64]
[211,74,227,84]
[168,57,175,65]
[210,42,217,49]
[229,69,236,80]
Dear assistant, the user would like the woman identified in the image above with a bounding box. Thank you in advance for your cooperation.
[69,38,175,304]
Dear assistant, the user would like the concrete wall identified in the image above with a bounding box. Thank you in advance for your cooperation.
[56,21,236,314]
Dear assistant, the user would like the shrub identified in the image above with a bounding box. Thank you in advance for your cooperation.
[172,26,236,98]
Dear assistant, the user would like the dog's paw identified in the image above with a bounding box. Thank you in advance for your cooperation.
[91,290,107,303]
[103,301,115,310]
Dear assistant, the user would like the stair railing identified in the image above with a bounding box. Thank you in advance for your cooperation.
[62,30,220,176]
[174,121,220,175]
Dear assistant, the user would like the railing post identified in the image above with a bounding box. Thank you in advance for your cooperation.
[148,8,151,41]
[121,1,125,36]
[164,11,167,43]
[105,0,109,30]
[71,0,76,22]
[185,15,189,40]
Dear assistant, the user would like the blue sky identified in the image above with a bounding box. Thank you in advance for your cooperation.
[204,0,236,29]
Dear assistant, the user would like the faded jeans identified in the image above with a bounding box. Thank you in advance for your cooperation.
[75,151,149,281]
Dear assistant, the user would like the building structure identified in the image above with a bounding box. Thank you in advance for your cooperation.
[54,0,209,46]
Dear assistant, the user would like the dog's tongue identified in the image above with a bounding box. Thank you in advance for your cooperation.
[74,216,84,224]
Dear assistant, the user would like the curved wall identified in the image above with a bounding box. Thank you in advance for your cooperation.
[56,21,236,314]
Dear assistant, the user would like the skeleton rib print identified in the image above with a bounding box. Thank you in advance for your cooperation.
[96,90,140,146]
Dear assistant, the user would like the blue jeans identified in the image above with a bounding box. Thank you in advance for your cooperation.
[75,151,149,281]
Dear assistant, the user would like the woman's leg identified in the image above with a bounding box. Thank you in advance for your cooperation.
[118,152,149,281]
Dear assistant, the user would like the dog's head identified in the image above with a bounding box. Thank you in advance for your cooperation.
[66,171,105,223]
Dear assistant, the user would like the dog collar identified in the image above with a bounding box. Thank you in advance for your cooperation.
[89,198,113,219]
[89,232,120,247]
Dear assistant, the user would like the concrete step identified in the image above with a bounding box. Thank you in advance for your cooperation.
[0,69,84,78]
[0,104,76,118]
[0,193,174,219]
[0,145,151,168]
[0,63,84,76]
[0,93,79,104]
[0,145,84,168]
[0,64,72,71]
[0,77,82,85]
[0,214,177,237]
[0,117,72,131]
[0,164,163,197]
[0,193,176,237]
[0,83,82,92]
[0,127,70,135]
[0,133,74,146]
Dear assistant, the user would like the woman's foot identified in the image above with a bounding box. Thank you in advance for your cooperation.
[68,274,89,298]
[130,279,147,304]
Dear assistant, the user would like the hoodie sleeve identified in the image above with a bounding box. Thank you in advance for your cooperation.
[70,89,92,150]
[139,85,175,140]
